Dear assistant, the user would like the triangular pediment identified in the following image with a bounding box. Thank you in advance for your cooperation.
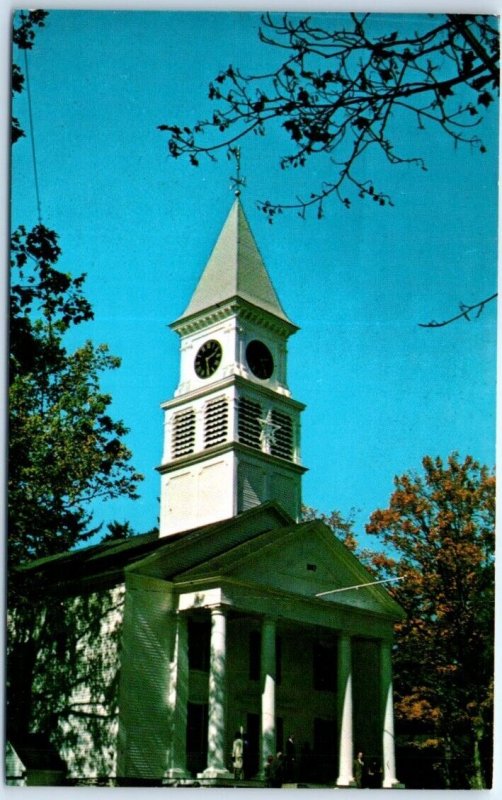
[175,520,404,620]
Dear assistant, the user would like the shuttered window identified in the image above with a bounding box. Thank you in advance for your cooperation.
[204,397,228,448]
[172,409,196,458]
[238,397,262,450]
[270,410,294,461]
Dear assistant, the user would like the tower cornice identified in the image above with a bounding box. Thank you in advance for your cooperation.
[161,374,307,412]
[170,296,298,339]
[157,440,308,477]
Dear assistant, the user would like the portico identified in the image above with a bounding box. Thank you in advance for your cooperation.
[15,501,404,786]
[119,511,403,786]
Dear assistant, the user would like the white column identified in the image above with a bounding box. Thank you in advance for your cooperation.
[380,639,400,788]
[336,633,355,787]
[260,617,276,774]
[165,612,189,780]
[201,606,232,778]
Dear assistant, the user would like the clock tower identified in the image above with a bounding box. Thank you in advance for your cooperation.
[158,199,306,536]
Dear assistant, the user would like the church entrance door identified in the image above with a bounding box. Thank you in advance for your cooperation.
[245,713,260,778]
[186,702,208,777]
[313,717,338,783]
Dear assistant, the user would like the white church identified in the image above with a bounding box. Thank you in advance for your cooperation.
[8,199,404,787]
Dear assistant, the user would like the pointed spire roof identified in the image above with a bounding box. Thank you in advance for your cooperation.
[174,199,296,328]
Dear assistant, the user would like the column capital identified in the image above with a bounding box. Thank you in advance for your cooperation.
[207,603,229,616]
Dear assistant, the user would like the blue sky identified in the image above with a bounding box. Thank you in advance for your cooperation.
[10,8,498,546]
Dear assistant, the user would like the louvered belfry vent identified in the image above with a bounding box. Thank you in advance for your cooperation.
[270,409,294,461]
[204,397,229,448]
[238,397,262,450]
[172,409,196,458]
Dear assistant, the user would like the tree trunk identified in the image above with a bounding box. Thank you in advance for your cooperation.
[470,723,486,789]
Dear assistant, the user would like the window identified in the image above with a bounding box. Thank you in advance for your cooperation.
[204,397,228,448]
[270,409,294,461]
[313,640,337,691]
[188,618,211,672]
[172,409,196,458]
[238,397,262,450]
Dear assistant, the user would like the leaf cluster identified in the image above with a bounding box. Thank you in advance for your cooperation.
[159,13,499,219]
[11,11,48,143]
[302,504,359,550]
[11,225,93,377]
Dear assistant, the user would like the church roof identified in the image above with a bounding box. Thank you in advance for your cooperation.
[15,503,293,592]
[174,199,296,328]
[14,503,404,621]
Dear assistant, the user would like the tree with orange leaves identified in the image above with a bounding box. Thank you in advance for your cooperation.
[365,453,494,789]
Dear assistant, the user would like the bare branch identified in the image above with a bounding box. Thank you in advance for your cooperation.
[158,13,499,218]
[418,293,497,328]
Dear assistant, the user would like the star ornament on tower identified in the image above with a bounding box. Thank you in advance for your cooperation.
[258,410,281,453]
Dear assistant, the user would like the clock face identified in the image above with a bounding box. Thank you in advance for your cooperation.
[246,340,274,380]
[194,339,223,379]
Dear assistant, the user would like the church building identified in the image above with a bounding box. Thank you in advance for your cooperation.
[8,200,404,787]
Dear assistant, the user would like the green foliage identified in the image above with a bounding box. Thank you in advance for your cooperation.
[9,224,143,568]
[102,521,136,542]
[365,454,494,788]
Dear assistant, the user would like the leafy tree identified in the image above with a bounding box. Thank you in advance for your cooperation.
[9,224,143,570]
[11,10,48,143]
[365,454,494,788]
[159,13,498,219]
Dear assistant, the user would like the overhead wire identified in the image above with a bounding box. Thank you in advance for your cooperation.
[23,46,43,225]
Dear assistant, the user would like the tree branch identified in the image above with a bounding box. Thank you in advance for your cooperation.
[418,293,497,328]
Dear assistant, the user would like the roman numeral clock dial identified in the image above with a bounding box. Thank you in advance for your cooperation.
[194,339,222,379]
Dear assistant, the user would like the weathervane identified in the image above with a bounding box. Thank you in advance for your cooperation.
[229,146,246,196]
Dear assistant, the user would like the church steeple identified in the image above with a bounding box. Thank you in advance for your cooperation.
[158,199,306,537]
[176,199,295,328]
